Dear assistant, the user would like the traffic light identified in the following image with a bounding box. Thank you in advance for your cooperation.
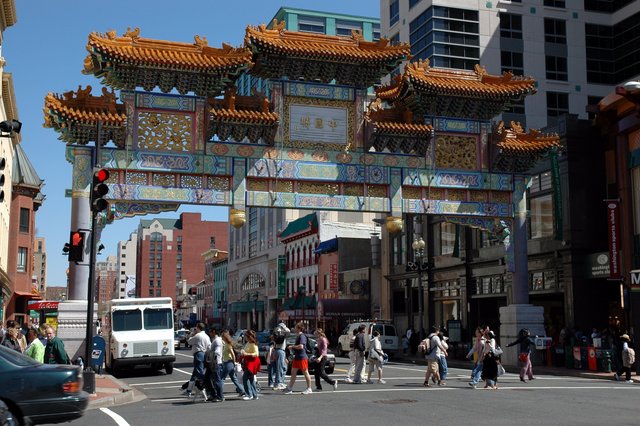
[68,231,86,262]
[62,243,70,255]
[0,157,5,202]
[91,168,110,213]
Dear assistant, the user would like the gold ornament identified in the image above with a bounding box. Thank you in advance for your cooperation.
[229,209,246,229]
[386,216,403,235]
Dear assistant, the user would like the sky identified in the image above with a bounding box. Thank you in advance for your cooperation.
[4,0,380,287]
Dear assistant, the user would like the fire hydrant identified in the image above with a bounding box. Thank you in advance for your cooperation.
[601,351,612,373]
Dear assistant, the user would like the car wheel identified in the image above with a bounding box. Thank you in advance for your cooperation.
[165,362,174,375]
[110,357,120,377]
[0,400,19,426]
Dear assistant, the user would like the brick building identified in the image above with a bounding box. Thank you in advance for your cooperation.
[135,212,228,302]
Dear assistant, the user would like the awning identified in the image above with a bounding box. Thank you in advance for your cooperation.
[12,291,42,300]
[27,300,59,310]
[315,238,338,254]
[230,301,265,313]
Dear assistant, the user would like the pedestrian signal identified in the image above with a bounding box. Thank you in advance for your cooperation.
[68,231,85,262]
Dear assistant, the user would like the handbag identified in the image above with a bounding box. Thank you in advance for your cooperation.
[234,362,243,374]
[493,345,504,356]
[518,352,528,362]
[497,363,506,376]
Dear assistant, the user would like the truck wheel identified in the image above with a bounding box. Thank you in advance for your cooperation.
[110,357,120,377]
[165,362,174,374]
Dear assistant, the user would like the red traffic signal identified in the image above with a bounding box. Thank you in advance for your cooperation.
[91,168,110,213]
[68,231,85,262]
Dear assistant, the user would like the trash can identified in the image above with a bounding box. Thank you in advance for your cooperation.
[586,346,597,371]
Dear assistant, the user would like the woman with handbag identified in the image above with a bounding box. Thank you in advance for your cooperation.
[365,330,386,384]
[240,329,261,400]
[220,330,246,397]
[507,328,536,382]
[481,331,499,389]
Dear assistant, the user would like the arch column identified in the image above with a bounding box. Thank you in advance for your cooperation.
[65,146,94,301]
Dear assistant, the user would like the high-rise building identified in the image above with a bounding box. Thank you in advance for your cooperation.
[228,7,381,332]
[96,255,118,325]
[135,212,228,303]
[380,0,640,129]
[33,237,47,294]
[116,232,137,299]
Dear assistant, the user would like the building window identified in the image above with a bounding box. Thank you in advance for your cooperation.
[19,208,30,233]
[410,0,422,8]
[156,243,163,252]
[544,0,565,7]
[157,262,162,270]
[17,247,28,272]
[372,23,381,41]
[529,194,554,239]
[151,232,163,242]
[501,51,524,75]
[149,253,155,261]
[176,272,182,280]
[544,18,566,44]
[149,289,154,297]
[298,15,325,34]
[177,236,182,243]
[177,262,182,270]
[335,19,362,37]
[157,280,162,288]
[547,92,569,117]
[150,271,155,279]
[149,280,154,287]
[435,222,459,255]
[546,55,568,81]
[156,289,161,296]
[389,0,399,27]
[177,245,182,253]
[499,13,522,39]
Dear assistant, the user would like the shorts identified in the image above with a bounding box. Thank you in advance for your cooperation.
[291,359,308,371]
[427,360,439,374]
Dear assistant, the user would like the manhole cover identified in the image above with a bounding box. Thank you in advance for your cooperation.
[374,399,418,405]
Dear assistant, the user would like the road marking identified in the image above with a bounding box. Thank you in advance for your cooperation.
[99,408,131,426]
[173,367,192,375]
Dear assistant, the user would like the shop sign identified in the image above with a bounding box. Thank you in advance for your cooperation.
[330,264,338,290]
[606,201,621,279]
[630,270,640,290]
[584,252,610,279]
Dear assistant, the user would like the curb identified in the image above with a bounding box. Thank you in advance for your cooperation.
[88,375,147,410]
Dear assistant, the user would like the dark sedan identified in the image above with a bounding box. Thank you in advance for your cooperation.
[285,334,335,375]
[0,345,89,425]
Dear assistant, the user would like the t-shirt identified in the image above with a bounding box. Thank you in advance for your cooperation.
[425,334,441,361]
[25,339,45,363]
[294,334,308,360]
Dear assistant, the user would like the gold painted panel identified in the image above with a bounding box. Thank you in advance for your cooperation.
[138,111,192,152]
[275,180,294,193]
[299,182,339,195]
[247,179,269,192]
[446,189,467,201]
[367,185,387,198]
[344,184,364,196]
[207,177,230,191]
[428,188,444,200]
[469,190,487,202]
[435,135,477,170]
[153,173,175,187]
[126,172,147,185]
[491,191,511,204]
[180,175,202,189]
[403,187,422,199]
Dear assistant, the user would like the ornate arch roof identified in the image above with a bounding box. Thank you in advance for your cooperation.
[83,28,253,96]
[492,121,561,173]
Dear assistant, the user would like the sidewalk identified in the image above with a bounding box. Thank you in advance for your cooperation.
[87,374,145,409]
[393,353,638,383]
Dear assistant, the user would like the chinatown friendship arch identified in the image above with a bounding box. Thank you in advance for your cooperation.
[43,23,559,358]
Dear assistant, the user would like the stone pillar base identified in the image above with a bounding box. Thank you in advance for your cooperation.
[499,304,545,366]
[55,301,97,362]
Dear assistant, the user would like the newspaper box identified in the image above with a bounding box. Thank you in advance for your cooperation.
[535,337,552,350]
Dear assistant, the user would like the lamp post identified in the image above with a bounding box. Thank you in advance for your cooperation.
[412,237,427,341]
[298,285,307,328]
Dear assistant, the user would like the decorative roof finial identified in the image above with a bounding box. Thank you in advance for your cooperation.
[123,27,140,41]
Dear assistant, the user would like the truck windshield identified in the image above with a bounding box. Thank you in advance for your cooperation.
[144,308,173,330]
[112,309,142,332]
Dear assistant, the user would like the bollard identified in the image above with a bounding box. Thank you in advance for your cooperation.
[601,351,612,373]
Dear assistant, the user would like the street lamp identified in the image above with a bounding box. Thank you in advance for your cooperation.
[411,237,428,341]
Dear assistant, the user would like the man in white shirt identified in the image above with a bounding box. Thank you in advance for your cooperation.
[205,328,224,401]
[183,323,211,397]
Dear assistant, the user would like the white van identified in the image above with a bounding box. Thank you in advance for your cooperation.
[104,297,176,375]
[337,321,399,358]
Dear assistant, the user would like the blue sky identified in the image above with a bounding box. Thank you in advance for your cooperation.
[4,1,379,287]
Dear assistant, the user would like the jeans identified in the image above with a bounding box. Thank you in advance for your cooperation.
[470,361,483,385]
[205,363,224,400]
[438,355,448,381]
[315,357,335,389]
[221,360,245,395]
[275,349,286,386]
[267,360,276,386]
[243,370,258,398]
[192,351,206,382]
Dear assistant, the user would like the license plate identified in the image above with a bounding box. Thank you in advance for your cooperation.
[385,339,392,344]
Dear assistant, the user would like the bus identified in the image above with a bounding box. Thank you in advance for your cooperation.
[104,297,175,375]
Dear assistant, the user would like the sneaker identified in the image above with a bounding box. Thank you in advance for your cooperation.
[468,382,476,388]
[437,381,445,386]
[242,396,252,401]
[365,380,373,384]
[252,396,259,400]
[614,373,620,381]
[333,381,338,391]
[529,377,535,381]
[302,388,313,394]
[344,378,353,383]
[283,388,293,395]
[316,387,323,391]
[378,379,386,384]
[625,380,634,383]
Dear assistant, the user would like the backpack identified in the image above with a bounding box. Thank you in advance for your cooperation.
[418,336,435,356]
[305,335,314,354]
[626,347,636,365]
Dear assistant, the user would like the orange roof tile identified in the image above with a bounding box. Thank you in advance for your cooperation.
[245,20,410,64]
[494,121,560,154]
[209,87,278,125]
[84,28,252,73]
[44,86,126,127]
[371,121,433,136]
[377,60,536,100]
[366,100,433,136]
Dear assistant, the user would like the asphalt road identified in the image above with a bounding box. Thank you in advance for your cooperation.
[70,351,640,426]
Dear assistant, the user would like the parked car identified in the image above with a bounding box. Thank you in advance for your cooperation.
[0,345,89,425]
[174,331,180,350]
[284,334,335,375]
[175,329,190,349]
[337,321,399,358]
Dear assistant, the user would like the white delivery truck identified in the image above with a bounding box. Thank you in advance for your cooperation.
[104,297,176,375]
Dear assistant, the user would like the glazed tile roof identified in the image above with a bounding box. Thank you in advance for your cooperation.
[245,20,410,87]
[279,212,318,240]
[209,87,278,125]
[378,60,536,101]
[366,101,433,136]
[245,21,410,63]
[85,28,252,73]
[44,86,126,127]
[494,121,560,154]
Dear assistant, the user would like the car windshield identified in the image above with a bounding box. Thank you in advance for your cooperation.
[0,345,40,368]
